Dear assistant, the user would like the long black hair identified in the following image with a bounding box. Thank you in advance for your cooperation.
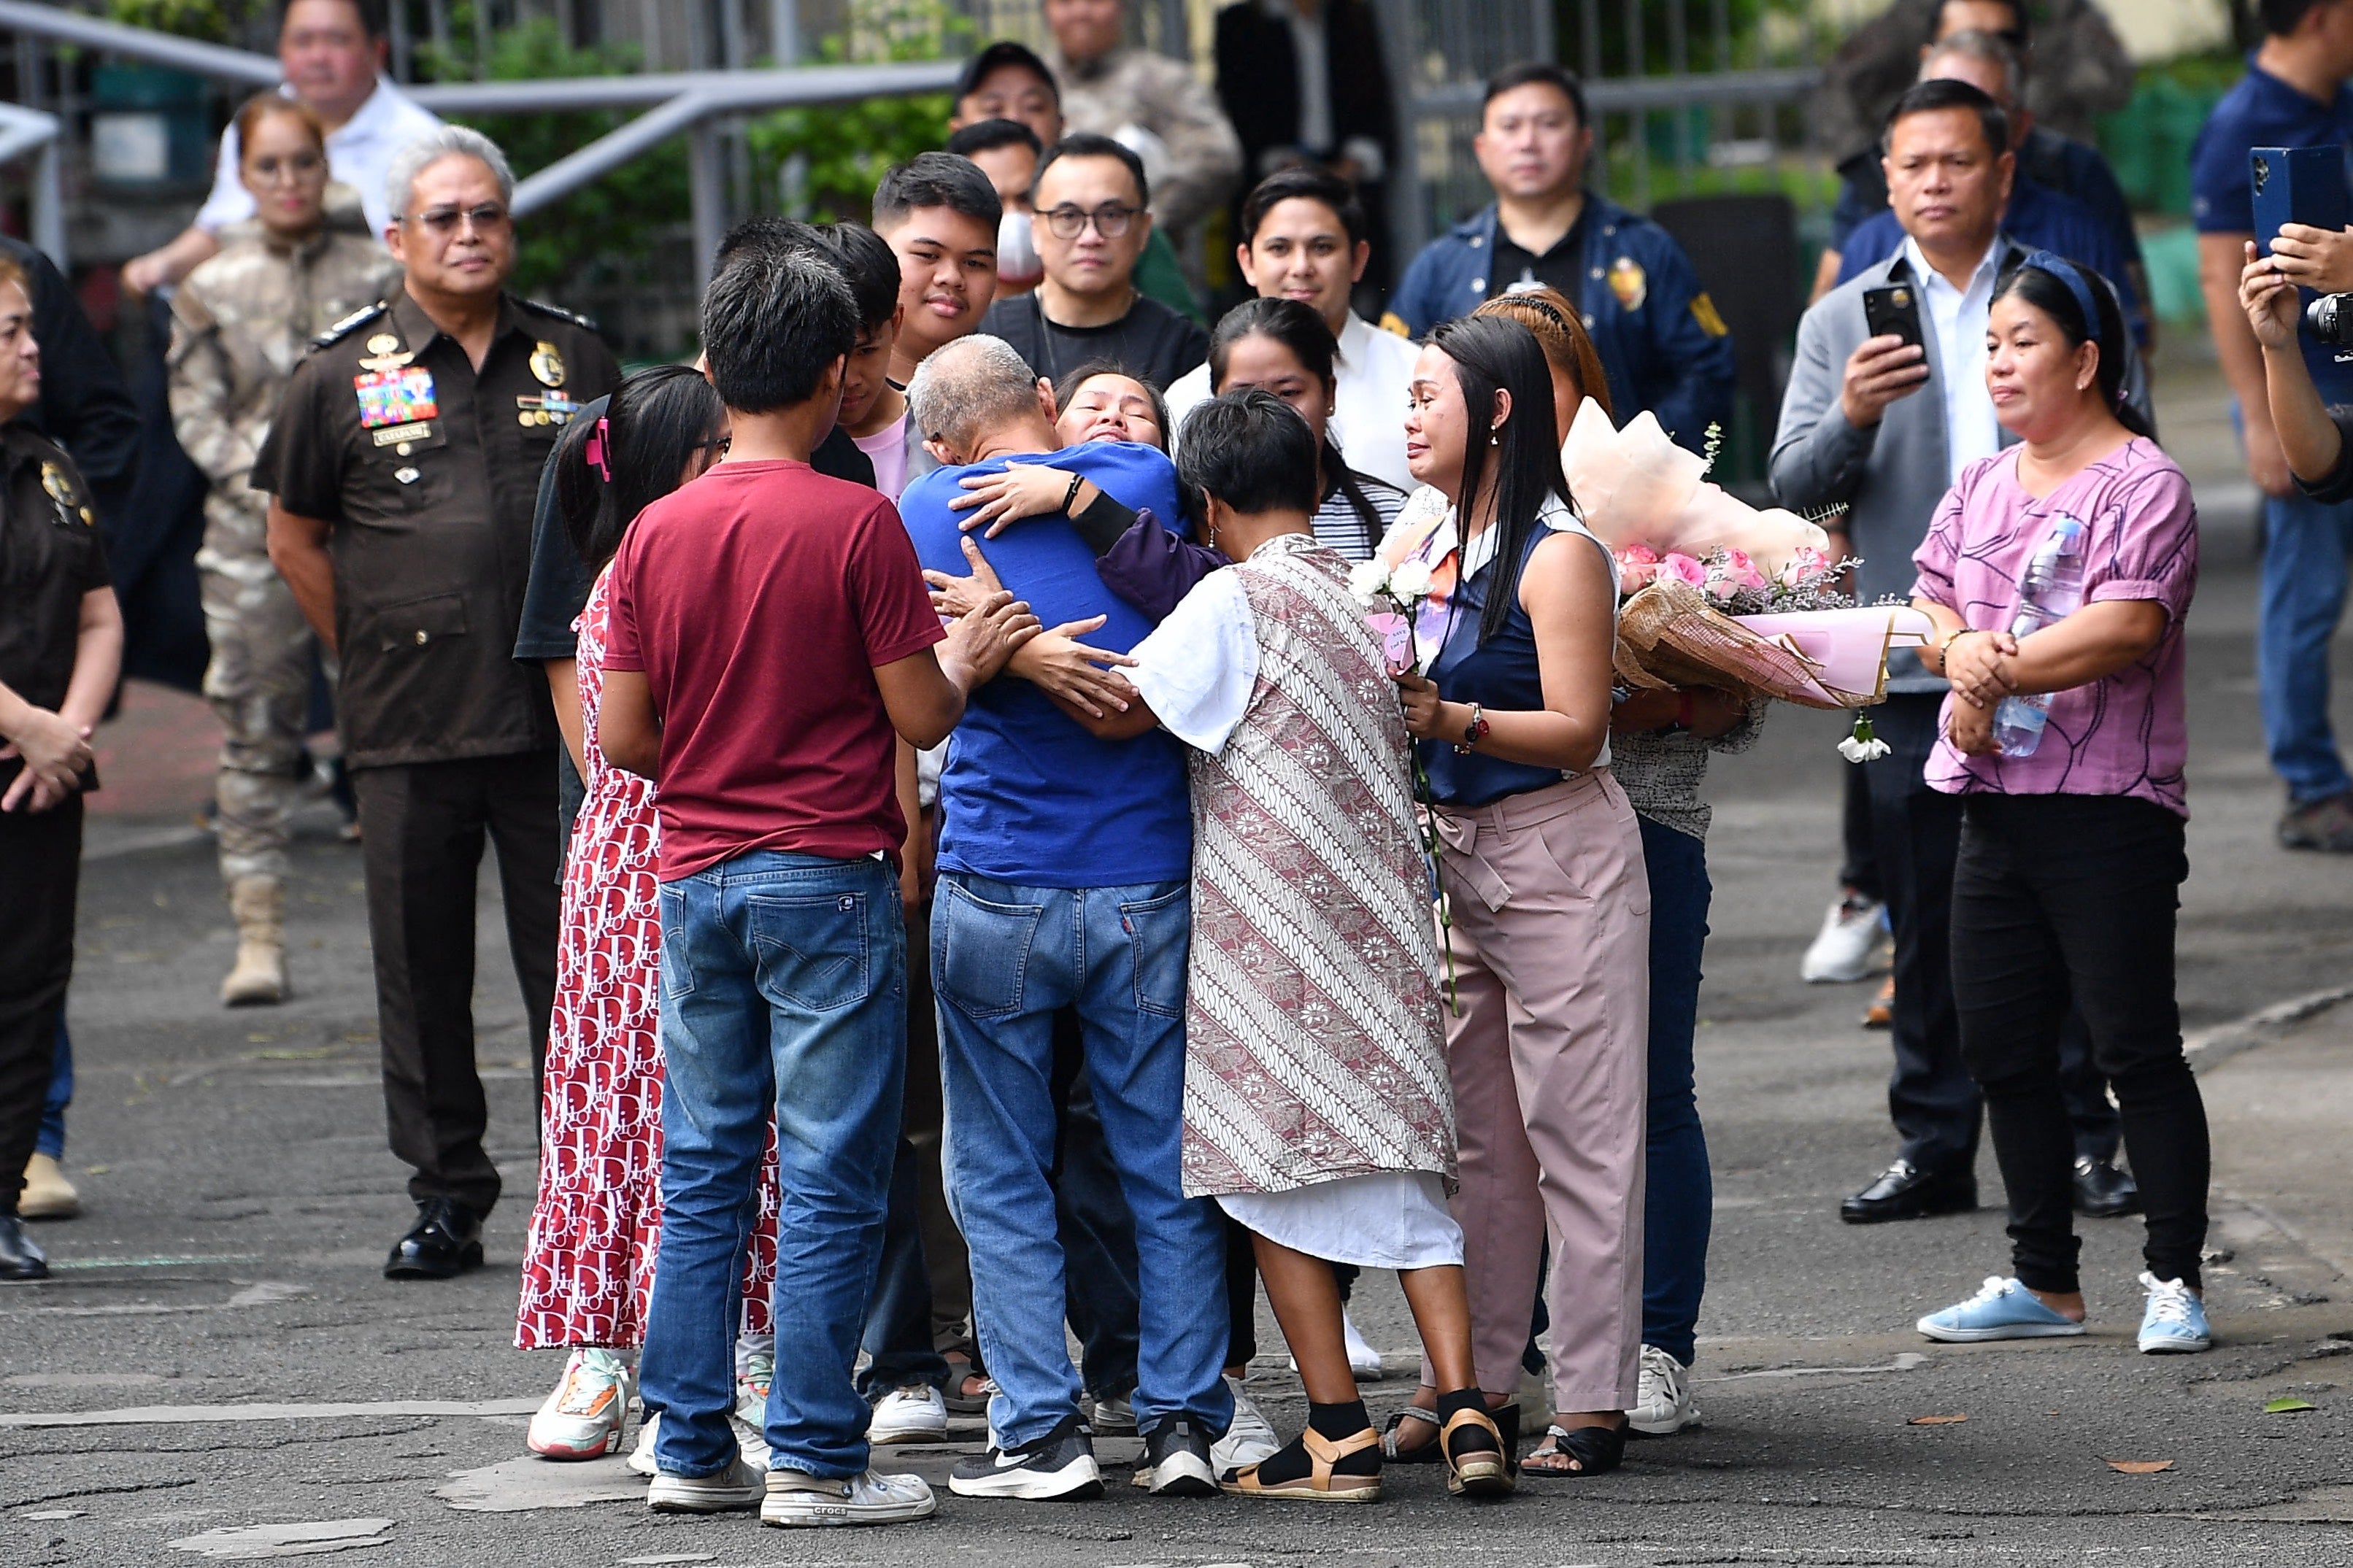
[553,363,728,573]
[1426,314,1578,645]
[1208,296,1387,553]
[1990,257,2154,441]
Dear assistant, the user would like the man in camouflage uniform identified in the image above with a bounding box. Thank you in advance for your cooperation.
[1041,0,1242,259]
[169,205,396,1005]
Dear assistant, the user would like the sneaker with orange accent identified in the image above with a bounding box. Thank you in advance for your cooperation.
[528,1347,631,1459]
[1863,974,1895,1029]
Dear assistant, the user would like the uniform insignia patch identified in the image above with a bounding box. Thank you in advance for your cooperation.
[515,391,580,428]
[366,333,401,355]
[355,367,439,428]
[1606,255,1648,312]
[1690,292,1730,338]
[529,341,566,388]
[38,460,86,523]
[312,301,388,349]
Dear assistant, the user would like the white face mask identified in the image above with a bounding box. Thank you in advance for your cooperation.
[997,209,1043,291]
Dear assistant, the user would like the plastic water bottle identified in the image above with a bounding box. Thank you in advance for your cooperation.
[1990,514,2087,757]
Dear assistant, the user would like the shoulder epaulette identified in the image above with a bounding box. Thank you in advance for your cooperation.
[520,297,601,333]
[310,300,388,351]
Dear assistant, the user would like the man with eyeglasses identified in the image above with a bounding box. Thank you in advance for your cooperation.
[123,0,439,296]
[979,134,1209,394]
[252,126,620,1283]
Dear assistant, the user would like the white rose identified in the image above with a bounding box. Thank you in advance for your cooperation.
[1348,558,1392,609]
[1389,560,1435,601]
[1836,734,1892,763]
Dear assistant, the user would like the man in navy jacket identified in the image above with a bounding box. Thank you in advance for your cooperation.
[1386,63,1736,455]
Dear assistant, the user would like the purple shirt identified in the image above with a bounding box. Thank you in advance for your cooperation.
[1911,439,2198,818]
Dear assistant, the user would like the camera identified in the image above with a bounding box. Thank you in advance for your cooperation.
[2307,292,2353,351]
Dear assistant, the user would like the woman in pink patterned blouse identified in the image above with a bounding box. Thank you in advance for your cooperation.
[1907,254,2212,1358]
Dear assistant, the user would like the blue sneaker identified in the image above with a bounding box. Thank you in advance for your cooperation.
[2136,1272,2211,1353]
[1915,1276,2087,1343]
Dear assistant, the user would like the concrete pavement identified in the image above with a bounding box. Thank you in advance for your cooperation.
[7,374,2353,1562]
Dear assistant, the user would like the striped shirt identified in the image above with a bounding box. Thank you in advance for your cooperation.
[1312,468,1407,561]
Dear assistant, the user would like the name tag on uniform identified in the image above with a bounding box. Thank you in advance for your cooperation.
[355,366,439,428]
[371,421,434,448]
[516,391,579,428]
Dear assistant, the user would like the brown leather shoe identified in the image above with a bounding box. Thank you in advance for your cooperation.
[1863,974,1895,1028]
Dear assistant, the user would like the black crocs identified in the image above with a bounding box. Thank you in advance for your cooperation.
[1522,1420,1625,1478]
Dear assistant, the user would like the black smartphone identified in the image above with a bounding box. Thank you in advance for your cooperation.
[1862,283,1925,351]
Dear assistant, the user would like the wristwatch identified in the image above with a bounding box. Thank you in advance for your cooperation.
[1453,703,1489,755]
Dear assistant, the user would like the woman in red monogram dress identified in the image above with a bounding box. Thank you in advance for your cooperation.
[513,366,780,1464]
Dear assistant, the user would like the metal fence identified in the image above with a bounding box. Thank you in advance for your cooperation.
[0,0,1829,338]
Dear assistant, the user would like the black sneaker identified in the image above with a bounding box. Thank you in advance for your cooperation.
[1131,1415,1217,1496]
[947,1413,1103,1499]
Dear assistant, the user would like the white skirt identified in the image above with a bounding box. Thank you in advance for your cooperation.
[1216,1170,1464,1270]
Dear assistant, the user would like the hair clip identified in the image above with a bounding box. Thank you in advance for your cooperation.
[584,415,612,482]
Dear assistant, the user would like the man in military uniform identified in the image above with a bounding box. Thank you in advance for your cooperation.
[0,255,126,1282]
[255,125,619,1280]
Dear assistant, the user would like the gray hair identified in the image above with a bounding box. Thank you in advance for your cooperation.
[906,335,1042,455]
[385,125,516,225]
[1922,28,2025,108]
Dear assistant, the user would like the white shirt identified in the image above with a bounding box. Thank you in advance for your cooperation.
[196,77,444,239]
[1165,312,1419,493]
[1901,233,2003,486]
[1125,567,1260,754]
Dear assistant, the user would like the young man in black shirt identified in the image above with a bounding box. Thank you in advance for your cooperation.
[979,134,1207,393]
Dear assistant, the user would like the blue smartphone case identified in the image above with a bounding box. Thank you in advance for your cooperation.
[2252,145,2352,255]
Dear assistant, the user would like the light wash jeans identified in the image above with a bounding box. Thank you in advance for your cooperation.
[931,873,1231,1448]
[638,850,906,1481]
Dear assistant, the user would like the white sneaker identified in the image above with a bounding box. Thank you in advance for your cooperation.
[1287,1310,1385,1380]
[528,1348,631,1459]
[762,1466,937,1527]
[1801,893,1884,983]
[626,1412,660,1477]
[869,1383,949,1444]
[1626,1343,1702,1436]
[1086,1391,1136,1435]
[647,1456,765,1513]
[1209,1375,1280,1475]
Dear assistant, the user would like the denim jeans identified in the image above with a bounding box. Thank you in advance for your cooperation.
[639,850,906,1481]
[1054,1026,1143,1398]
[933,873,1232,1448]
[857,1133,954,1397]
[2258,487,2353,803]
[37,1018,69,1159]
[1637,815,1712,1369]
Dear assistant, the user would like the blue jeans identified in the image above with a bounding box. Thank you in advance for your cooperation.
[856,1133,954,1397]
[933,873,1232,1448]
[2259,488,2353,803]
[1638,815,1713,1369]
[37,1018,69,1159]
[639,850,906,1481]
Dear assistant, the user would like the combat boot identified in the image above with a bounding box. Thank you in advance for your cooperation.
[221,876,287,1005]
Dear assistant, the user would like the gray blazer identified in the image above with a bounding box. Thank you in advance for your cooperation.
[1769,239,2151,691]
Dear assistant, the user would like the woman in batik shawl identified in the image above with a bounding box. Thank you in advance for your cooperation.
[1053,390,1511,1505]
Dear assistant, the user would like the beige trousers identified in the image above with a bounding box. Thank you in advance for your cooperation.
[1423,771,1650,1413]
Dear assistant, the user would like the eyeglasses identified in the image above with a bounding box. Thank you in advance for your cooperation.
[401,203,512,236]
[1039,203,1140,240]
[248,151,326,185]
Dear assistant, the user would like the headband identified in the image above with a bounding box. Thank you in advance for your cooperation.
[2017,250,2105,352]
[583,414,612,483]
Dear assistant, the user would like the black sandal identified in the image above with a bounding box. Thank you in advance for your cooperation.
[1521,1421,1625,1478]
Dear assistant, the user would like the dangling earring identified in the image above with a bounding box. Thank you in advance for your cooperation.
[1490,428,1502,447]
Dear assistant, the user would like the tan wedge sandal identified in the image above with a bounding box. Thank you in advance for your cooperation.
[1220,1425,1384,1502]
[1441,1406,1514,1497]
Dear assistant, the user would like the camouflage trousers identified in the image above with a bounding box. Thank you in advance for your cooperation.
[199,493,315,885]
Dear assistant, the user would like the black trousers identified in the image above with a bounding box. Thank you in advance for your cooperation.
[0,795,80,1219]
[353,752,560,1216]
[1862,695,2120,1171]
[1952,794,2208,1294]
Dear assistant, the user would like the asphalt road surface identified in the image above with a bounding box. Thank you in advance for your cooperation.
[4,519,2352,1567]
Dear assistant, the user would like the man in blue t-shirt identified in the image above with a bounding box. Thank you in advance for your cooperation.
[897,333,1231,1502]
[2192,0,2353,851]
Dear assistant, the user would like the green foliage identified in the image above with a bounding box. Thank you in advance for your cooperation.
[742,7,968,224]
[104,0,245,45]
[440,20,691,300]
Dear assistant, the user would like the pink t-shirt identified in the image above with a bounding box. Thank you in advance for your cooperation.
[850,417,911,501]
[1911,438,2198,819]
